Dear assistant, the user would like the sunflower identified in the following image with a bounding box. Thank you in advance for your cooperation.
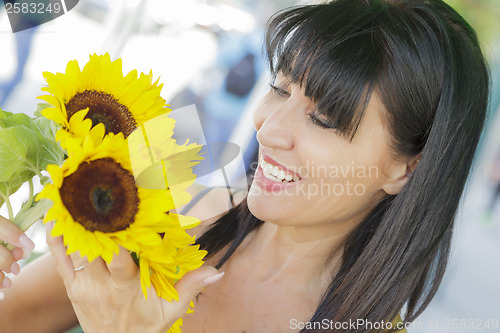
[128,113,204,226]
[138,223,206,333]
[168,318,183,333]
[38,53,168,143]
[38,56,209,331]
[138,215,206,300]
[36,129,180,263]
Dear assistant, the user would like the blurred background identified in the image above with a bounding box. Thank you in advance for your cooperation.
[0,0,499,332]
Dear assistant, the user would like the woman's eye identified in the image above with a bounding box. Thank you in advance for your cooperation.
[308,112,333,129]
[270,84,290,97]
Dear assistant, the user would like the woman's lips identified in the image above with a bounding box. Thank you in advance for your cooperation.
[254,166,299,193]
[254,148,302,192]
[260,149,302,181]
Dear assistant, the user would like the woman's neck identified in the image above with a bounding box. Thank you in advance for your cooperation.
[236,220,355,288]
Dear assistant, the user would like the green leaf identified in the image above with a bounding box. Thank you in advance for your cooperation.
[39,175,50,186]
[0,107,64,183]
[0,107,63,238]
[0,109,38,131]
[0,126,41,183]
[33,116,54,138]
[0,108,12,121]
[33,115,61,144]
[0,176,24,208]
[33,116,64,167]
[33,103,52,118]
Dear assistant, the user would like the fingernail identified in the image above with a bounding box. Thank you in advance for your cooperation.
[10,262,20,276]
[1,277,12,289]
[19,234,35,251]
[202,272,225,286]
[22,249,32,260]
[12,249,23,261]
[45,221,54,233]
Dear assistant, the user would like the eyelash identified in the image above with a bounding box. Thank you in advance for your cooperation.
[269,84,290,97]
[269,84,333,130]
[307,113,332,129]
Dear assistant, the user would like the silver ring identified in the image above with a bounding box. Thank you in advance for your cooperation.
[74,265,85,272]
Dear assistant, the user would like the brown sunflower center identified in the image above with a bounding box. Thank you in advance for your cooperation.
[66,90,137,137]
[60,158,139,233]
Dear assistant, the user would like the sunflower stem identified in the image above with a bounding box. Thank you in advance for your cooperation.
[17,179,35,217]
[2,242,14,251]
[1,198,50,252]
[28,178,34,206]
[13,199,52,233]
[0,193,15,251]
[2,194,14,222]
[35,169,44,182]
[24,160,45,182]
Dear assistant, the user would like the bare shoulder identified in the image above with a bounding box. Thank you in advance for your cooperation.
[0,252,77,333]
[182,186,246,238]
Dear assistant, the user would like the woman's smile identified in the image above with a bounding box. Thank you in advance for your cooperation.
[255,148,303,193]
[260,149,302,183]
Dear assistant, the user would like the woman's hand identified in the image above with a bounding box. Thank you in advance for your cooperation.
[46,221,223,333]
[0,215,35,289]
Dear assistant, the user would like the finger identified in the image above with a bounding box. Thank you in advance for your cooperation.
[69,251,89,272]
[0,215,35,252]
[1,272,12,289]
[11,247,24,261]
[107,246,138,286]
[82,256,110,279]
[171,266,224,311]
[0,245,20,275]
[45,221,75,287]
[69,251,110,281]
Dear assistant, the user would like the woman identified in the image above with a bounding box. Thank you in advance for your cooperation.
[0,0,489,332]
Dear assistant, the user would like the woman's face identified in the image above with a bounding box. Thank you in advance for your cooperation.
[247,74,409,231]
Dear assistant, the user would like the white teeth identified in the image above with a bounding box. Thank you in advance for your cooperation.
[264,164,273,175]
[259,157,299,183]
[271,166,279,177]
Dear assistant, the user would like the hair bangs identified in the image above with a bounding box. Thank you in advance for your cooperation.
[265,2,385,139]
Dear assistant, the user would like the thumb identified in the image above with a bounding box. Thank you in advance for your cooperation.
[171,266,224,311]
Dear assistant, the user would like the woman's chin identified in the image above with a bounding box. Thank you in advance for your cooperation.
[247,181,296,225]
[247,182,269,220]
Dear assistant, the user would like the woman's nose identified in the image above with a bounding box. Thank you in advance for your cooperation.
[254,103,295,151]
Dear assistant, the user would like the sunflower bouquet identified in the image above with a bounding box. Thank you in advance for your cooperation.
[2,53,207,333]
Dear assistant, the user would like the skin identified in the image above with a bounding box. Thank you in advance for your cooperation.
[43,220,222,333]
[0,216,34,290]
[181,76,419,332]
[0,75,419,332]
[0,251,77,333]
[0,190,227,333]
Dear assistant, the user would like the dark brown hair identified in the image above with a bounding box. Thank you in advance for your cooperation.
[197,0,489,331]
